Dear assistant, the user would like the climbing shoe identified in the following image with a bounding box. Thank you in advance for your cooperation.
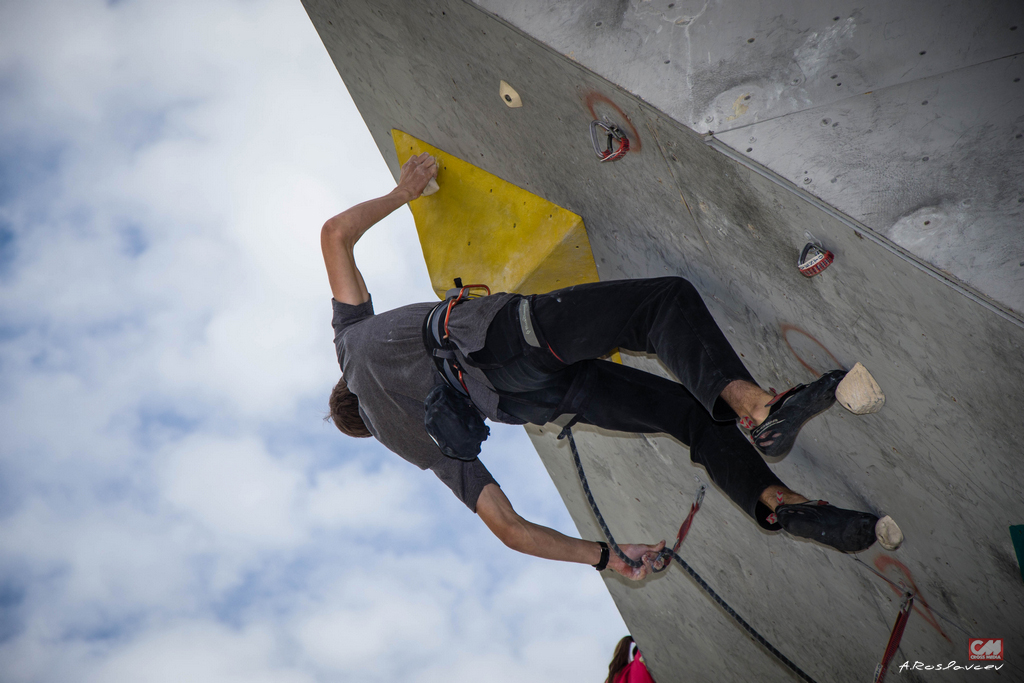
[751,369,846,457]
[775,501,878,552]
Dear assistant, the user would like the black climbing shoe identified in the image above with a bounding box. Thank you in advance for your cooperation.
[775,501,878,553]
[751,369,847,457]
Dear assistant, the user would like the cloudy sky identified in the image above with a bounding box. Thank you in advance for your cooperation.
[0,0,628,680]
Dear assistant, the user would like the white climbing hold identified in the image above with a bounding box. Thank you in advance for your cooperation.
[419,156,440,196]
[875,515,903,551]
[499,80,522,108]
[836,362,885,415]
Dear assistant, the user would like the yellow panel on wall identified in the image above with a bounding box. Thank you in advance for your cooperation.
[392,130,600,299]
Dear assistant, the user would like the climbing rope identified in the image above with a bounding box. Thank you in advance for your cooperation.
[558,426,819,683]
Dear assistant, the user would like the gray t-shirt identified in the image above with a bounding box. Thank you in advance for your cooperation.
[331,293,518,510]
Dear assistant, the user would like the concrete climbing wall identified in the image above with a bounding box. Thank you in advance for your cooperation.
[301,1,1024,680]
[472,0,1024,312]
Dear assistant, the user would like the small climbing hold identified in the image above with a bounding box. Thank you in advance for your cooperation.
[875,515,903,551]
[422,177,440,196]
[798,242,834,277]
[499,80,522,108]
[836,362,885,414]
[413,155,440,196]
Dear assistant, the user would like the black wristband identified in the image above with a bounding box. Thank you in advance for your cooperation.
[592,541,609,571]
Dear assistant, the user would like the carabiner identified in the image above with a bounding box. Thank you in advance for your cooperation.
[589,120,630,162]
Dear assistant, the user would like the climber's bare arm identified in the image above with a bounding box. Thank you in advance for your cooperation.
[475,483,664,581]
[321,153,437,305]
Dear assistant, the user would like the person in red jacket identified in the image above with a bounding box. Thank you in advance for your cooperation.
[605,636,655,683]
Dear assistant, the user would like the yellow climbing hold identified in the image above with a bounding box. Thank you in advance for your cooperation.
[392,129,600,300]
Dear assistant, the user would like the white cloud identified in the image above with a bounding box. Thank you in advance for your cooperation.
[160,434,304,545]
[84,621,315,683]
[294,583,450,674]
[0,0,628,681]
[304,460,427,533]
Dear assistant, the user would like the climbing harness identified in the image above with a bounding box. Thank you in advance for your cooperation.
[422,279,494,461]
[558,425,819,683]
[425,279,492,395]
[797,242,834,277]
[590,120,630,162]
[873,592,914,683]
[443,277,490,301]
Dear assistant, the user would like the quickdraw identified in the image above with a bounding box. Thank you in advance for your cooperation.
[873,592,914,683]
[669,481,705,556]
[590,119,630,162]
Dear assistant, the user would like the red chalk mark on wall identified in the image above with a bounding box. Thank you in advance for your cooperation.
[874,556,951,642]
[780,324,843,378]
[584,91,642,152]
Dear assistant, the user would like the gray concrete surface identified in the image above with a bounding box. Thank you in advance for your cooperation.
[301,1,1024,680]
[472,0,1024,313]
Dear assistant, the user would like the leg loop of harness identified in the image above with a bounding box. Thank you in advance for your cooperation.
[425,280,491,396]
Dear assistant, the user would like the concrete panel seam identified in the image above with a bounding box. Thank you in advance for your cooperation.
[705,137,1024,329]
[641,116,721,269]
[713,49,1024,137]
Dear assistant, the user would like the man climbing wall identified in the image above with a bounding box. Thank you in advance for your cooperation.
[320,152,901,580]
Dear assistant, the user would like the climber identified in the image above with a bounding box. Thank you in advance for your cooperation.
[321,153,890,581]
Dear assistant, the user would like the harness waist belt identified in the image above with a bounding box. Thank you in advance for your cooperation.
[425,294,537,396]
[423,300,470,396]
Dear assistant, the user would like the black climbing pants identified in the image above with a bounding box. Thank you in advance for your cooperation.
[471,277,784,528]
